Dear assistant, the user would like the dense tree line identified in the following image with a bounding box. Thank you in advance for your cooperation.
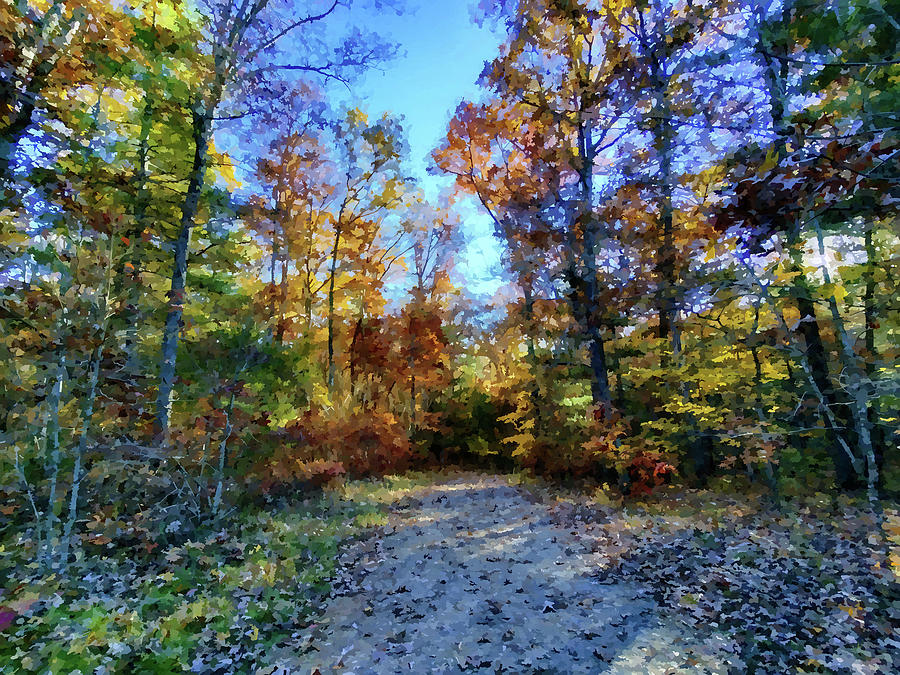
[0,0,897,576]
[436,0,898,499]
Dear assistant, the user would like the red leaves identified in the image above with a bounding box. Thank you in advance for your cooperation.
[258,409,412,490]
[626,452,675,498]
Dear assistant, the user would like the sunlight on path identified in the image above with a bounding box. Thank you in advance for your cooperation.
[276,475,713,674]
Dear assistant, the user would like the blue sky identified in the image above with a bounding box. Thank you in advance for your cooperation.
[339,1,508,299]
[222,1,508,301]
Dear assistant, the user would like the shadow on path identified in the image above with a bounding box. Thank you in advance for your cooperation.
[278,475,699,674]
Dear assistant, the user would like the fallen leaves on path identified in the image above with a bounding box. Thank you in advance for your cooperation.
[278,475,727,674]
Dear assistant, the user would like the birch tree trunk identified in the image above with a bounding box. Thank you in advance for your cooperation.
[40,345,67,566]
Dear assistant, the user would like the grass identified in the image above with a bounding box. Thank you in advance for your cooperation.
[0,477,420,675]
[4,469,896,673]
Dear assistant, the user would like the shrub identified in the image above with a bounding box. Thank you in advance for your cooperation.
[253,409,413,494]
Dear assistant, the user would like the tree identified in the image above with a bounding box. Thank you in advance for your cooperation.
[155,0,398,439]
[324,109,408,393]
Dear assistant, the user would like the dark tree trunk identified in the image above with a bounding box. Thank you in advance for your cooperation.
[793,281,860,489]
[0,2,73,191]
[863,222,885,485]
[577,121,613,411]
[155,105,213,440]
[326,224,342,392]
[756,0,859,490]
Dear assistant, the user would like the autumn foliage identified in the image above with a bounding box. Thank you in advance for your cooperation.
[0,0,897,603]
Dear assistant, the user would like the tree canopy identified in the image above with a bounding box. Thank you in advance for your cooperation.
[0,0,897,669]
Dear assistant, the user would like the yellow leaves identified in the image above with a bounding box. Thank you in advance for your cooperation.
[28,0,57,13]
[772,266,801,284]
[662,400,719,424]
[218,155,241,190]
[208,140,242,190]
[148,0,201,31]
[782,306,802,331]
[821,282,848,305]
[102,88,137,123]
[346,107,368,127]
[376,178,404,206]
[838,603,864,619]
[506,433,536,457]
[759,147,779,174]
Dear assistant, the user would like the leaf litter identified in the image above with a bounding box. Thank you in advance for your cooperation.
[279,474,733,674]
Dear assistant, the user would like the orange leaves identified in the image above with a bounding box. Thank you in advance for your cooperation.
[625,452,675,497]
[346,303,454,413]
[349,316,392,379]
[260,409,412,485]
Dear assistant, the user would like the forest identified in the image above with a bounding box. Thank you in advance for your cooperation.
[1,0,898,673]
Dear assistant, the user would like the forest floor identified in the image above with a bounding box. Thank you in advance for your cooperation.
[287,473,679,673]
[277,473,897,674]
[2,472,897,674]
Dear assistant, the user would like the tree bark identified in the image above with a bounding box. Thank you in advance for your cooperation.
[41,343,67,566]
[814,223,878,499]
[863,221,886,484]
[155,104,213,440]
[326,224,342,392]
[59,342,103,566]
[653,80,678,352]
[0,0,79,191]
[123,95,154,371]
[756,0,859,489]
[576,120,612,410]
[211,388,236,517]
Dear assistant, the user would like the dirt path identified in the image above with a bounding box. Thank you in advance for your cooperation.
[284,475,693,674]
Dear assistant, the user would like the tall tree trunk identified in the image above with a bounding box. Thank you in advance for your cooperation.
[326,225,342,392]
[41,343,67,566]
[349,317,361,399]
[211,388,236,517]
[59,342,103,566]
[123,95,154,371]
[747,302,780,498]
[863,221,885,484]
[756,0,858,488]
[790,274,858,487]
[577,122,612,410]
[409,355,417,429]
[268,218,279,342]
[636,1,678,350]
[155,104,213,441]
[60,231,116,565]
[523,278,540,384]
[654,94,677,351]
[519,276,547,450]
[813,223,877,500]
[277,247,289,345]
